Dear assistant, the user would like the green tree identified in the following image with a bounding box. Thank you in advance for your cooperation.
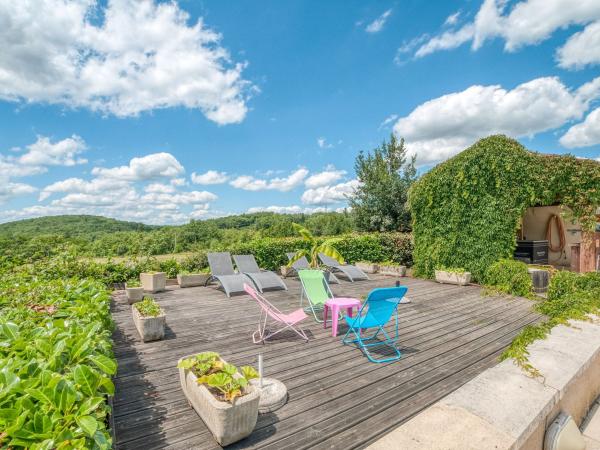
[350,134,417,232]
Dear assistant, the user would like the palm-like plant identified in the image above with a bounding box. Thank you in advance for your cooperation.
[287,223,345,268]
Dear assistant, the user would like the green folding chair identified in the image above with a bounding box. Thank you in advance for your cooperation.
[297,269,334,323]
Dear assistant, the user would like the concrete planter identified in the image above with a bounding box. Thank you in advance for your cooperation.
[177,273,210,288]
[356,262,379,274]
[280,266,293,278]
[178,356,259,446]
[140,272,166,293]
[132,305,165,342]
[435,270,471,286]
[379,265,407,277]
[125,285,144,304]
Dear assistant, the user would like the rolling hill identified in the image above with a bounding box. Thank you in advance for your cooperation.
[0,215,157,238]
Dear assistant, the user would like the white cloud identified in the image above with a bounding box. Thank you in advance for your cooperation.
[317,137,333,149]
[415,24,474,58]
[230,168,308,192]
[301,180,360,205]
[18,135,87,167]
[191,170,229,185]
[366,9,392,33]
[0,0,253,124]
[0,135,89,180]
[0,157,46,178]
[145,183,176,194]
[304,167,346,189]
[393,76,600,165]
[32,174,218,224]
[92,152,184,180]
[170,177,187,187]
[394,35,431,65]
[141,190,217,205]
[412,0,600,64]
[445,11,461,26]
[556,21,600,69]
[39,177,132,201]
[379,114,399,130]
[0,182,37,203]
[560,107,600,148]
[247,205,334,214]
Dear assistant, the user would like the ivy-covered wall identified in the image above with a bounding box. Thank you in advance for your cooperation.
[408,135,600,281]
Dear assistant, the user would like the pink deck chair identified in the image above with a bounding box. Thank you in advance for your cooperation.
[244,283,309,344]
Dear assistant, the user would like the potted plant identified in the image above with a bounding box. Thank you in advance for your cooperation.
[355,261,379,274]
[435,267,471,286]
[140,271,166,293]
[177,352,260,446]
[125,279,144,304]
[379,261,407,277]
[287,223,344,281]
[132,296,166,342]
[177,269,210,288]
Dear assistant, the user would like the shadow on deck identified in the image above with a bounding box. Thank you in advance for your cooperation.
[110,274,541,450]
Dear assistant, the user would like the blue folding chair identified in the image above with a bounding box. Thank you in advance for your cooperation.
[342,286,408,363]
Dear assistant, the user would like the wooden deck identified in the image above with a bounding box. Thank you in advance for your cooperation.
[111,275,541,449]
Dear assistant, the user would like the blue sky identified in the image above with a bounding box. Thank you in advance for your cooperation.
[1,0,599,224]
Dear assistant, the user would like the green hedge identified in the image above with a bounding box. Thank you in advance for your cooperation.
[34,233,412,285]
[217,232,413,271]
[485,259,533,297]
[0,273,116,448]
[408,135,600,281]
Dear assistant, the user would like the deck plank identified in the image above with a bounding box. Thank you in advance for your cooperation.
[111,275,541,449]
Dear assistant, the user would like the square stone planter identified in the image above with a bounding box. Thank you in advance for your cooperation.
[177,273,210,288]
[125,285,144,304]
[178,356,259,446]
[379,265,407,277]
[355,262,379,274]
[280,266,294,278]
[140,272,166,293]
[435,270,471,286]
[132,305,166,342]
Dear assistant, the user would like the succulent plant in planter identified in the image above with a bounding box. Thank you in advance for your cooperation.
[177,352,260,446]
[435,266,471,286]
[125,279,144,304]
[132,296,166,342]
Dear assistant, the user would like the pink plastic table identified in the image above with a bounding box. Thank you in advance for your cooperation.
[323,297,361,337]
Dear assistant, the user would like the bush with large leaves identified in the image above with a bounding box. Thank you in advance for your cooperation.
[0,274,116,449]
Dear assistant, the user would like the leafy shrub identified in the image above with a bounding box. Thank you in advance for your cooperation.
[158,258,180,278]
[219,232,412,271]
[177,352,258,403]
[0,274,115,448]
[502,270,600,375]
[409,135,600,281]
[436,266,467,274]
[134,297,162,317]
[485,259,533,297]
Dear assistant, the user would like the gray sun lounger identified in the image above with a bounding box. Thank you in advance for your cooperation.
[318,253,369,282]
[233,254,288,293]
[286,252,340,284]
[206,252,252,297]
